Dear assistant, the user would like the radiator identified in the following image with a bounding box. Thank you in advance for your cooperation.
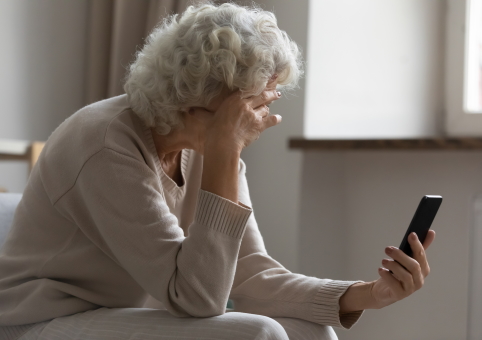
[468,194,482,340]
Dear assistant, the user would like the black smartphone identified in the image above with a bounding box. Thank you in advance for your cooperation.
[399,195,442,257]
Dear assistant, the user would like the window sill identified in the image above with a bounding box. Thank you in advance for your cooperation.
[289,138,482,150]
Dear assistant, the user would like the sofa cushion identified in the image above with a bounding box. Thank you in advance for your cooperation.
[0,193,22,247]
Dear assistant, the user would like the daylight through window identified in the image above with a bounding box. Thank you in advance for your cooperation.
[466,0,482,113]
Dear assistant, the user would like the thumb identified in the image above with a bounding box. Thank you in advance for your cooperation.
[264,114,282,128]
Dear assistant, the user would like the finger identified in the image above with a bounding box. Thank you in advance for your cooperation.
[253,104,270,119]
[407,232,431,277]
[263,114,282,129]
[382,258,417,291]
[251,105,281,128]
[386,246,424,283]
[378,267,405,299]
[266,75,279,88]
[383,257,423,291]
[248,89,281,109]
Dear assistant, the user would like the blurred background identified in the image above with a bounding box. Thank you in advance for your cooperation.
[1,0,482,339]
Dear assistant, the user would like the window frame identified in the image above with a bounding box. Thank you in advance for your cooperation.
[445,0,482,136]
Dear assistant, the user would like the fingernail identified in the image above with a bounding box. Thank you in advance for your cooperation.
[271,74,278,79]
[276,91,281,97]
[411,232,418,240]
[385,247,393,255]
[382,259,389,265]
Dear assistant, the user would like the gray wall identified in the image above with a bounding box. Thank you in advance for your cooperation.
[241,0,309,271]
[249,1,473,339]
[300,151,479,340]
[0,0,89,193]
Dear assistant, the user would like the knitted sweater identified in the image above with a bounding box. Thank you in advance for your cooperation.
[0,95,363,337]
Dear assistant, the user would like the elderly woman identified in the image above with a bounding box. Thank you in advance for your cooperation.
[0,3,435,340]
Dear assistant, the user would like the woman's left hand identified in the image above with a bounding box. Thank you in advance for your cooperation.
[370,230,436,309]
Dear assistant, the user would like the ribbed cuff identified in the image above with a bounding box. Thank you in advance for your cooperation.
[195,189,252,239]
[312,280,364,329]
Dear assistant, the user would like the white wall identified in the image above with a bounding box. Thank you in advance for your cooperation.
[300,151,479,340]
[241,0,309,271]
[304,0,446,138]
[0,0,89,193]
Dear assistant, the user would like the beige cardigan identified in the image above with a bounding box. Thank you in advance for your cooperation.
[0,95,362,332]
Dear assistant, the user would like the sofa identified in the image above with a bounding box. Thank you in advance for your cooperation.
[0,193,22,248]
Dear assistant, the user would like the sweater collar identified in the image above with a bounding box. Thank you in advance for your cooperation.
[143,123,189,201]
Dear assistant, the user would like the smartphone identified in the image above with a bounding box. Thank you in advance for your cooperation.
[399,195,442,257]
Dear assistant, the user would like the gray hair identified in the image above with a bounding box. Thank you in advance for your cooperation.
[124,2,303,135]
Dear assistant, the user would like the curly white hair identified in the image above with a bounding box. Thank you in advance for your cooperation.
[124,1,303,135]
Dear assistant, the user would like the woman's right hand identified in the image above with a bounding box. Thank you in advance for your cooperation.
[204,79,282,152]
[197,79,281,203]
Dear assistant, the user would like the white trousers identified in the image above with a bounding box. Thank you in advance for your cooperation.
[18,308,337,340]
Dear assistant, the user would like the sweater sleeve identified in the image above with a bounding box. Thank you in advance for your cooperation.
[55,148,252,317]
[230,159,364,329]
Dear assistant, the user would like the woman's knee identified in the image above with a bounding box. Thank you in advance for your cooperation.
[225,312,289,340]
[272,317,338,340]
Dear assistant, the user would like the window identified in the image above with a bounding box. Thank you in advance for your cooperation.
[304,0,445,139]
